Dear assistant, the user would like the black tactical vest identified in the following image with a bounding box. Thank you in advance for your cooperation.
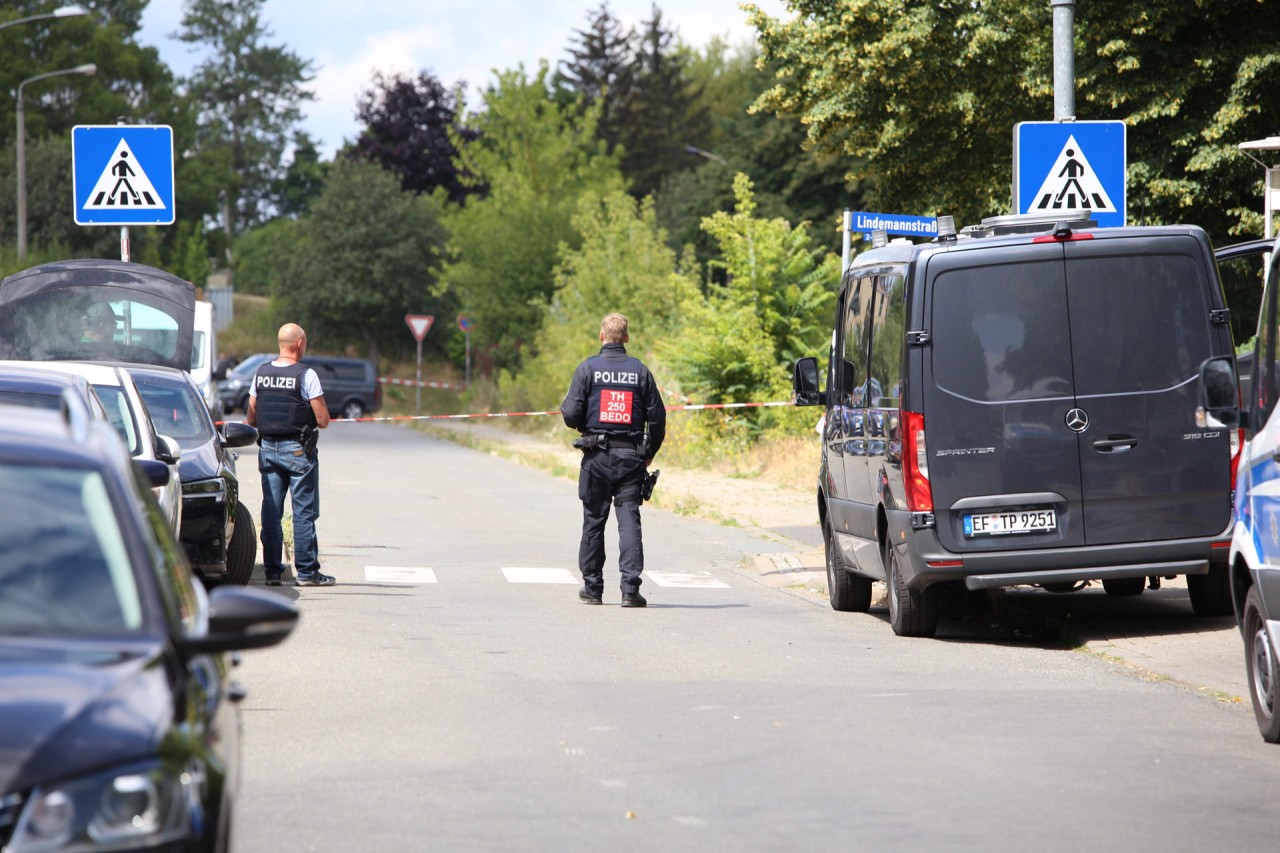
[584,350,648,437]
[254,362,316,437]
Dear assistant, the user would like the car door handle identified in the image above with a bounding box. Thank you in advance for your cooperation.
[1093,436,1137,453]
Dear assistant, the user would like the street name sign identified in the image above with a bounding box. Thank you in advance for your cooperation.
[72,125,175,226]
[1013,120,1126,228]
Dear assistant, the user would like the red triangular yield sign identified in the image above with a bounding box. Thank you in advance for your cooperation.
[405,314,434,342]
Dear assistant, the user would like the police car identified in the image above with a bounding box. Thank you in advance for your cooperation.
[1198,234,1280,742]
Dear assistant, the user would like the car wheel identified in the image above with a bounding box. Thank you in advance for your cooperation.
[226,501,257,585]
[1102,577,1146,596]
[823,519,871,612]
[886,544,939,638]
[1187,564,1233,616]
[342,400,365,420]
[1244,585,1280,743]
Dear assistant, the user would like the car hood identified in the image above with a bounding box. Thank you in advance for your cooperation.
[178,436,227,483]
[0,260,194,371]
[0,641,171,792]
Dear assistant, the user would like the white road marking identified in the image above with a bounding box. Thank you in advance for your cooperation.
[365,566,437,584]
[501,567,580,584]
[646,571,730,589]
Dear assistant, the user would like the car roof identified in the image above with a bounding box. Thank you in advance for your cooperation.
[0,403,123,467]
[6,359,128,386]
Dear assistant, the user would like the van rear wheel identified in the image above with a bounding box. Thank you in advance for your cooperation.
[886,545,939,637]
[1187,564,1232,616]
[823,519,870,612]
[342,400,365,420]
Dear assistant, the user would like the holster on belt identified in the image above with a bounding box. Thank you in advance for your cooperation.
[573,434,608,451]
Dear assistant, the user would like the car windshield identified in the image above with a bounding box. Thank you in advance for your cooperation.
[131,374,215,450]
[0,464,143,634]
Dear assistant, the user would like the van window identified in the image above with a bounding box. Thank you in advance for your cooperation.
[1067,253,1212,395]
[932,259,1073,403]
[868,273,906,406]
[836,276,873,405]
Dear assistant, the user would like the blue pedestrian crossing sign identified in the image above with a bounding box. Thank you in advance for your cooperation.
[72,125,175,226]
[1013,121,1126,228]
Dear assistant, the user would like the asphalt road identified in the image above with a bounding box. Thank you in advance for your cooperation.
[229,421,1280,852]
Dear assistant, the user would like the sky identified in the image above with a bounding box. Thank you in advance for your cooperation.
[138,0,788,158]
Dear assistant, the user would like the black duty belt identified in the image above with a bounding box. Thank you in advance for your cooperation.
[595,434,643,446]
[260,433,304,442]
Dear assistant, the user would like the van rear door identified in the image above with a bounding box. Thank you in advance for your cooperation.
[1063,235,1231,543]
[924,243,1085,552]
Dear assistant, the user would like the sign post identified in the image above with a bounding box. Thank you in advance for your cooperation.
[405,314,434,413]
[457,315,475,390]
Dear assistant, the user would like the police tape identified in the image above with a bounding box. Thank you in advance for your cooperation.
[333,399,795,423]
[379,376,466,391]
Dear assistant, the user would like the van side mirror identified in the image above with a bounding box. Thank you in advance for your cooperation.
[1196,356,1242,429]
[793,357,825,407]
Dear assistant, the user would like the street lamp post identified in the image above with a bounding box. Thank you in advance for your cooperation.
[16,63,96,261]
[0,5,89,33]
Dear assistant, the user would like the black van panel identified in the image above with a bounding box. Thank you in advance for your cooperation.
[925,244,1086,552]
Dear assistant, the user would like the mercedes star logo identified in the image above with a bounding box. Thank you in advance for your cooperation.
[1065,408,1089,433]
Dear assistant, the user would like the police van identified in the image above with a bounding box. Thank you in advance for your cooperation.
[793,212,1239,637]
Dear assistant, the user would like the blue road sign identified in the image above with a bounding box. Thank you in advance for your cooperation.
[72,125,175,226]
[849,211,937,237]
[1013,120,1126,228]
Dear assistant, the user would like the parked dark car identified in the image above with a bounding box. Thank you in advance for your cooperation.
[0,361,106,417]
[793,212,1239,637]
[127,364,259,586]
[0,402,297,850]
[217,352,274,414]
[302,354,382,419]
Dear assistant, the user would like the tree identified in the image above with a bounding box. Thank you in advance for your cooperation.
[177,0,314,257]
[664,174,838,435]
[554,3,637,154]
[349,71,478,204]
[614,7,712,201]
[437,63,624,373]
[748,0,1280,243]
[278,132,329,217]
[275,160,449,364]
[504,189,699,410]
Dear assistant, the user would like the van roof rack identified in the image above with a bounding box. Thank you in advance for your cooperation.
[960,211,1098,238]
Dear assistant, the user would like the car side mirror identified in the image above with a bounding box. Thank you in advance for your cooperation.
[1196,356,1243,429]
[221,420,258,448]
[181,586,299,655]
[136,458,171,487]
[156,434,182,465]
[793,357,825,407]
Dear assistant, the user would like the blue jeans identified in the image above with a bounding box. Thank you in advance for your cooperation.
[258,438,320,576]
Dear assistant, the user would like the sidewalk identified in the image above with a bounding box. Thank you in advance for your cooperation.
[423,419,1249,704]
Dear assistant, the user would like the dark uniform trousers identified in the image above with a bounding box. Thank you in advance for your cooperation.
[578,438,647,595]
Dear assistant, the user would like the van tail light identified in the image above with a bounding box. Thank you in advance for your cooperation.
[1230,427,1243,491]
[902,410,933,512]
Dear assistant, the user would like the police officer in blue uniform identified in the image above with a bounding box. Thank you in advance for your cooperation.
[247,323,333,586]
[561,313,666,607]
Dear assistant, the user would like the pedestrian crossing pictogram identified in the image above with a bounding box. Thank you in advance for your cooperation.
[1030,134,1117,213]
[82,139,166,210]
